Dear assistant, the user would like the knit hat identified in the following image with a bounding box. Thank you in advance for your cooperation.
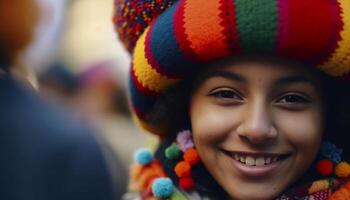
[114,0,177,53]
[114,0,350,137]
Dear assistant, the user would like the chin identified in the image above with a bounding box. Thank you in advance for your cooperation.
[227,191,279,200]
[224,181,283,200]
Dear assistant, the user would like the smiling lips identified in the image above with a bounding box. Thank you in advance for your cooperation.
[222,149,290,177]
[233,153,279,166]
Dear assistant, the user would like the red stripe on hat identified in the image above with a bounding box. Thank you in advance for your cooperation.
[144,24,183,79]
[173,0,200,61]
[276,0,291,52]
[129,66,159,120]
[317,0,344,65]
[219,0,240,54]
[144,25,162,77]
[278,0,334,64]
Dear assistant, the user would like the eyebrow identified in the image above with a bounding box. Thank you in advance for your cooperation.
[275,75,318,88]
[199,70,246,83]
[198,71,318,88]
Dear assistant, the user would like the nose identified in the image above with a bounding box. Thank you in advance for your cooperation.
[237,100,277,144]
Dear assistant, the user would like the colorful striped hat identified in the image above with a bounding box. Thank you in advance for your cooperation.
[114,0,177,53]
[114,0,350,136]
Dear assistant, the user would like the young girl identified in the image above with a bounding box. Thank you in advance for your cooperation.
[114,0,350,199]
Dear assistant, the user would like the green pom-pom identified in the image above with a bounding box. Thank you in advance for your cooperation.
[165,143,181,160]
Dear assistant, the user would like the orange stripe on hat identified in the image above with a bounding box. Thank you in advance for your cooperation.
[183,0,230,61]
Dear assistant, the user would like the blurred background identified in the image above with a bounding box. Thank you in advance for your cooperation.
[2,0,157,198]
[27,0,156,164]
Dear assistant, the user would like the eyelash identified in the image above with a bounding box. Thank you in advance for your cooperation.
[209,89,243,101]
[275,94,310,104]
[209,90,310,106]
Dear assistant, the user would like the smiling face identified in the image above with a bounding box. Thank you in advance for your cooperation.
[190,59,324,200]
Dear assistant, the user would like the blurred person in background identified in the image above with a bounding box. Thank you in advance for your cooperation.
[35,0,157,181]
[73,61,156,169]
[38,61,79,106]
[22,0,67,75]
[0,0,124,199]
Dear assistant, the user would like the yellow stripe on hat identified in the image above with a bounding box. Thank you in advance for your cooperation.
[133,27,180,93]
[320,0,350,77]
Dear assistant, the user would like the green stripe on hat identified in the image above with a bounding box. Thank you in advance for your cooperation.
[234,0,278,53]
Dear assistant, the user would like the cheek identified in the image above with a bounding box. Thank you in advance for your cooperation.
[190,100,241,146]
[275,108,324,152]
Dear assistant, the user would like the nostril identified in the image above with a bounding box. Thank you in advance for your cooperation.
[237,124,278,144]
[237,104,277,141]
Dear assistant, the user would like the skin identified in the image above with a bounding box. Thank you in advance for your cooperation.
[190,59,324,200]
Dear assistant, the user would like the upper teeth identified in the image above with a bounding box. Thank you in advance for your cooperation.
[232,154,278,166]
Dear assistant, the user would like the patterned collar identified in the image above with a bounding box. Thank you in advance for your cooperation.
[277,177,350,200]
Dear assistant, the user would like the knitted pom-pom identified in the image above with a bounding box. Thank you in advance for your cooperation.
[165,143,182,160]
[151,178,174,198]
[344,181,350,190]
[308,179,330,194]
[176,130,194,152]
[335,162,350,178]
[174,161,191,178]
[134,148,153,165]
[331,188,350,200]
[320,141,343,163]
[179,177,194,190]
[316,160,333,176]
[130,163,143,181]
[183,148,201,165]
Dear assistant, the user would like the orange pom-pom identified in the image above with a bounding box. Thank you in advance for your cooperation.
[138,169,158,189]
[174,161,191,178]
[184,148,201,165]
[335,162,350,178]
[344,181,350,191]
[316,160,333,176]
[151,160,167,177]
[179,177,194,190]
[130,163,144,180]
[329,183,350,200]
[337,188,350,197]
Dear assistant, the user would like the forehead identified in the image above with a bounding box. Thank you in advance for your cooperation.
[195,57,322,86]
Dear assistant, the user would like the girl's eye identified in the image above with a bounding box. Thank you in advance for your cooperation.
[209,89,243,100]
[276,94,310,104]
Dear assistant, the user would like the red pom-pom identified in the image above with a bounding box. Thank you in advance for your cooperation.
[174,161,191,178]
[316,159,333,176]
[179,177,194,190]
[184,148,201,165]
